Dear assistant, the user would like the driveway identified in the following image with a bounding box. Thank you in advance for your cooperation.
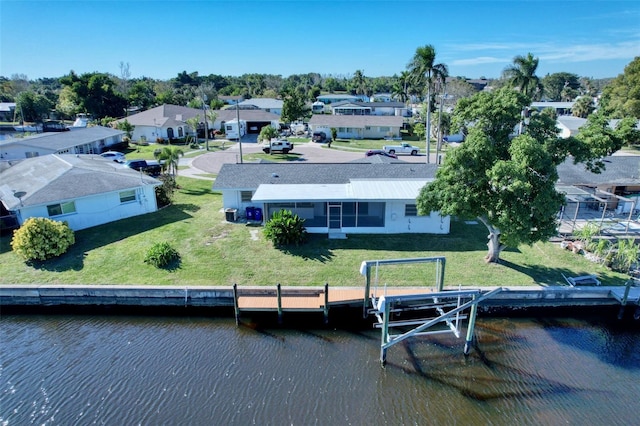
[191,140,433,174]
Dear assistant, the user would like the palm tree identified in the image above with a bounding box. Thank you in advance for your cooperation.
[407,45,448,163]
[157,146,184,176]
[503,53,543,100]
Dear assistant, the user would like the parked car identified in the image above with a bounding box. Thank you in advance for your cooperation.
[312,131,329,143]
[365,149,397,159]
[100,151,126,162]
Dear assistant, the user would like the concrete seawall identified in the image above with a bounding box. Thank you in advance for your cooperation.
[1,284,637,310]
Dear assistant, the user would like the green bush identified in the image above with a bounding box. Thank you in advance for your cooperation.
[263,210,307,246]
[144,241,180,268]
[11,217,75,261]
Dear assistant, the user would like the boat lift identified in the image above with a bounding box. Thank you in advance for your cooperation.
[360,256,503,365]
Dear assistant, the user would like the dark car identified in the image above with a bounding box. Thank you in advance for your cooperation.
[365,149,397,159]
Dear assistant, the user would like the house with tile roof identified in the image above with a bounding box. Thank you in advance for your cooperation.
[212,162,449,236]
[0,126,126,165]
[308,115,404,140]
[0,154,161,231]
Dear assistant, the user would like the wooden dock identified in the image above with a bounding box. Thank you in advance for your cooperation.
[233,284,433,323]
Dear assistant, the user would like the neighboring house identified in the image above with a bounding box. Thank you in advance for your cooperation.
[219,95,244,105]
[308,115,404,139]
[330,101,409,117]
[214,109,281,135]
[0,154,161,231]
[530,101,574,116]
[556,116,587,138]
[0,126,125,163]
[212,162,449,236]
[316,94,362,104]
[0,102,16,122]
[237,98,283,116]
[370,93,395,103]
[556,156,640,214]
[116,104,209,142]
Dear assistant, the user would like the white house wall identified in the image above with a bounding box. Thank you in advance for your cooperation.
[17,185,158,231]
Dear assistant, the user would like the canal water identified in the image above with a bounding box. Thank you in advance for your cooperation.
[1,311,639,425]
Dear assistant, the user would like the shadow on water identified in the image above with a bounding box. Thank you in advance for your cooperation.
[390,335,592,402]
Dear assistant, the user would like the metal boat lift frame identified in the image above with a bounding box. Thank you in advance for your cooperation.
[373,287,503,365]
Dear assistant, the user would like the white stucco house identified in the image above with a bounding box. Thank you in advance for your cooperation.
[330,101,409,117]
[0,154,161,231]
[116,104,211,142]
[212,161,449,236]
[0,126,126,165]
[308,115,404,140]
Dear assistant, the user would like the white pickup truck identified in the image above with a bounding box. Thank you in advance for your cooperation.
[262,139,294,154]
[382,143,420,156]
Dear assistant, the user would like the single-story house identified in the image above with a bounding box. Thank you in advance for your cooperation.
[330,101,409,117]
[0,154,161,231]
[0,126,126,164]
[308,115,404,139]
[0,102,16,122]
[556,155,640,214]
[214,109,281,135]
[530,101,575,116]
[556,116,587,138]
[237,98,283,116]
[116,104,210,142]
[211,162,449,236]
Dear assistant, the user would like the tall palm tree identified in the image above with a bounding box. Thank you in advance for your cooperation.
[407,45,448,163]
[503,53,543,100]
[157,146,184,176]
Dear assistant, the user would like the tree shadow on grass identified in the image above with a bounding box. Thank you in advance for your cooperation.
[498,259,623,286]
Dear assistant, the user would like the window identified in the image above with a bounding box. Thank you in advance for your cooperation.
[178,127,184,137]
[120,190,136,203]
[405,204,417,216]
[379,126,390,132]
[47,201,76,217]
[240,191,253,202]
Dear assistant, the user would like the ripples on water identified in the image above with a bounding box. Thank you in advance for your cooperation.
[1,313,639,425]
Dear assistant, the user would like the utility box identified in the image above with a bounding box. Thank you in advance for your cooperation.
[225,208,238,222]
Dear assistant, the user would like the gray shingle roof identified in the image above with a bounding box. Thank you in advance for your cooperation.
[0,126,125,151]
[116,104,205,127]
[556,156,640,186]
[0,154,160,210]
[212,162,438,191]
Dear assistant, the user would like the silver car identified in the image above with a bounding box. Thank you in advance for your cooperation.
[100,151,126,162]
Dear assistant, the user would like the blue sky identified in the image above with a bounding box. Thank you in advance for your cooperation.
[2,0,639,81]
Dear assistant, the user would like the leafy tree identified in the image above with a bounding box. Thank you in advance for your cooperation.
[16,90,52,122]
[503,53,543,100]
[116,119,135,139]
[407,45,448,163]
[258,125,279,142]
[281,88,308,123]
[613,116,640,146]
[185,115,201,144]
[59,71,127,119]
[11,217,75,261]
[127,79,156,110]
[599,56,640,118]
[417,87,623,263]
[156,146,184,176]
[542,72,580,101]
[572,96,595,118]
[263,210,308,247]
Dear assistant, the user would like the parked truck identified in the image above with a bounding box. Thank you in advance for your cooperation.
[262,139,294,154]
[124,159,162,176]
[382,142,420,156]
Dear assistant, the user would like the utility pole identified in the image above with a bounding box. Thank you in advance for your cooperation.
[236,98,243,164]
[201,88,209,151]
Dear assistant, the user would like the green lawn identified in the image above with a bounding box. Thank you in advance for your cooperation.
[0,177,629,287]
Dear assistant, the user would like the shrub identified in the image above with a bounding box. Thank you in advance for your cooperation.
[11,217,75,261]
[144,241,180,268]
[155,174,177,207]
[263,210,307,246]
